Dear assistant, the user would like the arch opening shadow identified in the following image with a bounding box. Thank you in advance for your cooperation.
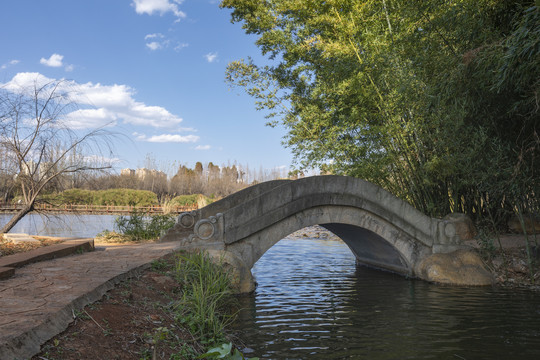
[321,223,409,274]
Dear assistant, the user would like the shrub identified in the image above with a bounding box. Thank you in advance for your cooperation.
[170,194,208,207]
[94,189,157,206]
[114,211,175,241]
[41,188,159,207]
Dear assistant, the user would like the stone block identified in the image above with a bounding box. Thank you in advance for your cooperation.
[443,213,476,240]
[416,249,494,286]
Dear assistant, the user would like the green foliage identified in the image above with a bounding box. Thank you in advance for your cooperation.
[114,211,175,241]
[173,251,236,345]
[222,0,539,225]
[171,344,199,359]
[94,188,157,206]
[50,188,94,204]
[42,188,158,207]
[150,258,170,273]
[169,194,212,207]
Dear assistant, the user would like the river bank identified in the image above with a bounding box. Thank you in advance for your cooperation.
[31,252,215,360]
[471,234,540,291]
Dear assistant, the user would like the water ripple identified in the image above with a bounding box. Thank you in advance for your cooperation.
[233,237,540,360]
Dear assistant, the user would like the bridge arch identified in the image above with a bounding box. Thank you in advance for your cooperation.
[162,176,492,292]
[225,205,432,276]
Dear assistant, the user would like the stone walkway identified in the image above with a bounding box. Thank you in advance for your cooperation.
[0,240,181,360]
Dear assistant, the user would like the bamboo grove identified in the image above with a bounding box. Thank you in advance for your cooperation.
[221,0,540,228]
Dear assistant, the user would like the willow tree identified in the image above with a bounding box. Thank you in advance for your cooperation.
[221,0,539,221]
[0,77,116,233]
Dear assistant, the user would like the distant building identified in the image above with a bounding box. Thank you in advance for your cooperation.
[135,168,167,181]
[120,168,166,180]
[121,168,135,177]
[39,162,54,177]
[22,160,38,177]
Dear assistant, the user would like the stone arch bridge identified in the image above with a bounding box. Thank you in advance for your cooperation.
[161,176,492,292]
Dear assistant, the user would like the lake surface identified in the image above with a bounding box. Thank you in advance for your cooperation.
[233,236,540,360]
[0,213,117,238]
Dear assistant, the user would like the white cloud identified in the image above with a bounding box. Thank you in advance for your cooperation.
[64,108,117,129]
[174,43,188,52]
[120,103,183,128]
[132,0,186,20]
[195,145,211,150]
[65,64,75,72]
[145,33,164,40]
[70,82,135,108]
[146,42,163,51]
[136,133,199,143]
[204,52,218,63]
[1,59,19,69]
[144,33,180,51]
[40,53,64,67]
[1,72,186,130]
[1,72,52,91]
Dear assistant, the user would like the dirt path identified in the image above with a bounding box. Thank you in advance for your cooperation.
[31,253,205,360]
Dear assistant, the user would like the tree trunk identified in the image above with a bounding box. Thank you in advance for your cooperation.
[1,204,33,234]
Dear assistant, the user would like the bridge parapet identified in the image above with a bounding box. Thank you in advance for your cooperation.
[160,180,290,243]
[166,176,464,253]
[220,176,461,249]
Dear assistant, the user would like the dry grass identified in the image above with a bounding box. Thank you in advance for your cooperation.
[0,237,63,257]
[94,230,135,243]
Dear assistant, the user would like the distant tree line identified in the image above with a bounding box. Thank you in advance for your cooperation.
[1,159,289,206]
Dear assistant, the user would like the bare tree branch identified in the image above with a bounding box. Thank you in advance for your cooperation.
[0,76,118,233]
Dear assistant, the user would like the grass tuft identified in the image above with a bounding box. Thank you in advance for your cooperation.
[173,251,237,344]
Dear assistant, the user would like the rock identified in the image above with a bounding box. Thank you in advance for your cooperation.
[416,249,494,286]
[507,214,540,234]
[443,213,476,240]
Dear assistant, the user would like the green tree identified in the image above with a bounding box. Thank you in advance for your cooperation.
[221,0,539,221]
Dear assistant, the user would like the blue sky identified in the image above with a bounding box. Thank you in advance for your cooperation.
[0,0,292,175]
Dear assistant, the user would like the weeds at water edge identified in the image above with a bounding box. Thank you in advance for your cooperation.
[173,251,238,345]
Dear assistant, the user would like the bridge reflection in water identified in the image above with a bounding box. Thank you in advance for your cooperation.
[232,232,540,360]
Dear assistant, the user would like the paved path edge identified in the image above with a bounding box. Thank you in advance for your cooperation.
[0,261,152,360]
[0,239,95,280]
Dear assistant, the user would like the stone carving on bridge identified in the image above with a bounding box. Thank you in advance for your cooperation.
[177,211,198,229]
[185,213,224,246]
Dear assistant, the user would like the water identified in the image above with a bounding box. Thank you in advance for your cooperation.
[233,236,540,360]
[0,213,117,238]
